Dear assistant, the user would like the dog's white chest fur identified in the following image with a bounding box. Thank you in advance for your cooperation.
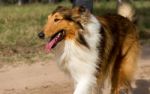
[58,40,98,94]
[56,15,101,94]
[62,41,98,81]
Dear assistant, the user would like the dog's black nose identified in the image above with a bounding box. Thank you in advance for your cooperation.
[38,31,45,39]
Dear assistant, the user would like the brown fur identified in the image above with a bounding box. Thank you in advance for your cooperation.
[40,6,140,94]
[43,7,80,40]
[96,14,140,94]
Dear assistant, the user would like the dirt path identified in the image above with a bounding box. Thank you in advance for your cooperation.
[0,61,73,94]
[0,45,149,94]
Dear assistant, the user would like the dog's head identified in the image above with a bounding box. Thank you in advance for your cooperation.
[38,6,91,51]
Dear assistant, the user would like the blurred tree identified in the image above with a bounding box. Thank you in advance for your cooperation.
[18,0,22,5]
[40,0,49,3]
[29,0,42,3]
[18,0,29,5]
[48,0,59,3]
[1,0,17,4]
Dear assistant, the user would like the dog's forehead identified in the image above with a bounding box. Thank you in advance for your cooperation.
[50,12,64,19]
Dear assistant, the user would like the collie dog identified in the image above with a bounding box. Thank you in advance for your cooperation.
[38,3,140,94]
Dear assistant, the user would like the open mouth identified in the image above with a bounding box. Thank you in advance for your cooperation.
[45,30,65,52]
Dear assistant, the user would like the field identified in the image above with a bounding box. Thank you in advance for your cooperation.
[0,1,150,94]
[0,3,60,63]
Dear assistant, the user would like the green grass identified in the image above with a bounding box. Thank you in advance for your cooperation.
[0,3,69,63]
[0,1,149,63]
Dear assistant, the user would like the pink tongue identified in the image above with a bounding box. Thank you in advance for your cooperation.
[45,33,61,52]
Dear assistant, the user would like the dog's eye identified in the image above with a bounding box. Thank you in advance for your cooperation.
[54,19,60,22]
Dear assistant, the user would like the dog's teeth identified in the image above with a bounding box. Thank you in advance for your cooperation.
[58,33,61,36]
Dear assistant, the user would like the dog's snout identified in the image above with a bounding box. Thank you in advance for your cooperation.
[38,31,45,39]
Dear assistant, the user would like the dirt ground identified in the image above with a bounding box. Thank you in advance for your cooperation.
[0,45,149,94]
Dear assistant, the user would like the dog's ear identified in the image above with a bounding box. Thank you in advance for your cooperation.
[78,6,86,13]
[73,6,87,13]
[64,14,73,21]
[71,6,90,23]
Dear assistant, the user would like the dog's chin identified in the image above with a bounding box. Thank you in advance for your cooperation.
[51,40,65,58]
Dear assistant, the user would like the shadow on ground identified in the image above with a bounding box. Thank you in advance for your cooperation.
[133,80,150,94]
[141,44,150,59]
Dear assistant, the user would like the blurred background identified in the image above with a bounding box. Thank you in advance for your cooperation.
[0,0,149,63]
[0,0,149,94]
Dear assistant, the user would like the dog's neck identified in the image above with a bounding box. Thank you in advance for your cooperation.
[55,15,101,70]
[82,15,101,50]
